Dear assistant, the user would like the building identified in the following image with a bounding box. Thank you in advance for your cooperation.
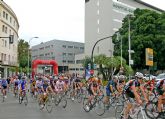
[31,40,84,74]
[0,0,19,78]
[85,0,164,57]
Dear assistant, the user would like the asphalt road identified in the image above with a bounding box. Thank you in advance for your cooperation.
[0,91,116,119]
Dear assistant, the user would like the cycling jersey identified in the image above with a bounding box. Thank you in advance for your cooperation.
[43,83,49,92]
[35,80,43,89]
[56,80,65,91]
[14,79,19,86]
[20,80,26,90]
[156,79,165,95]
[1,80,8,87]
[124,79,140,99]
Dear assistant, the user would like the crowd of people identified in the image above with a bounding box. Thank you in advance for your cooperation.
[0,72,164,118]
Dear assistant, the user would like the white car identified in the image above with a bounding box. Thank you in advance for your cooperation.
[156,73,165,81]
[144,74,154,80]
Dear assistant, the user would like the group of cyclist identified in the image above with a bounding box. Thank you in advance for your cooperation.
[0,71,164,118]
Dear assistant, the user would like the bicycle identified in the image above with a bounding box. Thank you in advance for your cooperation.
[19,89,28,106]
[38,93,53,113]
[145,98,165,119]
[53,92,67,108]
[83,94,105,116]
[115,100,148,119]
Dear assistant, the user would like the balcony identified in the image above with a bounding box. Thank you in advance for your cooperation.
[1,60,18,66]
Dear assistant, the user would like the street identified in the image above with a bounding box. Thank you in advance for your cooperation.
[0,92,116,119]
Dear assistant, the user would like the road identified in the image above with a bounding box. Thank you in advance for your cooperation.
[0,91,116,119]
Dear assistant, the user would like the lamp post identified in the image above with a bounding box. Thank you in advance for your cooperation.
[28,37,39,78]
[128,14,134,79]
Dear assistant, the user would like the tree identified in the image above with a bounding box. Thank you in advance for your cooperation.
[94,54,133,80]
[18,39,29,70]
[113,8,165,71]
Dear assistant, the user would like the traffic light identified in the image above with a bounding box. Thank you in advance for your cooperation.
[9,35,14,44]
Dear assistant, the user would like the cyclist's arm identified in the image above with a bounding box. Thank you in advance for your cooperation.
[140,85,148,103]
[131,85,142,104]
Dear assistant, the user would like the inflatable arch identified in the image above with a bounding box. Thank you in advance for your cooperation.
[32,59,58,78]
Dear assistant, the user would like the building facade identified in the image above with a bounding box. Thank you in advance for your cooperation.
[85,0,164,57]
[0,0,19,78]
[31,40,84,74]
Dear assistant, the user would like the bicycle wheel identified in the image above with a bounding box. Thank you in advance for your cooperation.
[18,95,22,104]
[83,97,91,112]
[77,94,83,103]
[145,101,159,119]
[23,95,28,106]
[94,100,105,116]
[45,98,53,113]
[59,96,67,108]
[38,99,44,110]
[109,96,116,107]
[115,104,124,119]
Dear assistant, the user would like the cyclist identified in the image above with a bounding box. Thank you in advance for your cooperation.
[1,78,8,98]
[71,77,81,101]
[104,76,118,109]
[13,76,19,96]
[19,76,27,100]
[156,79,165,116]
[87,77,101,106]
[123,72,148,119]
[56,76,65,94]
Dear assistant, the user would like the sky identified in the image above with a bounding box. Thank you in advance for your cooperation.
[4,0,165,46]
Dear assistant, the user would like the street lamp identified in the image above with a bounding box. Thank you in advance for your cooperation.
[128,14,135,79]
[28,37,39,78]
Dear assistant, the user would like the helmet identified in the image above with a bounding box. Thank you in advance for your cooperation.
[135,72,144,79]
[113,76,118,80]
[119,75,126,80]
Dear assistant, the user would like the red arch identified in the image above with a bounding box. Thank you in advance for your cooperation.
[32,59,58,78]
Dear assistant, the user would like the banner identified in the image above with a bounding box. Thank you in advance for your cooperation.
[145,48,153,66]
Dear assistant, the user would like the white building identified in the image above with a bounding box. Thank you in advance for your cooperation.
[0,0,19,78]
[85,0,164,57]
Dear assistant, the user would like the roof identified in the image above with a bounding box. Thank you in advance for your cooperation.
[134,0,165,13]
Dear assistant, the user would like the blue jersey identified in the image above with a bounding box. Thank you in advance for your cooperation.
[20,80,26,90]
[106,80,115,91]
[1,80,8,87]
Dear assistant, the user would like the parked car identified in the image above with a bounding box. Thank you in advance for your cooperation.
[156,73,165,81]
[143,74,154,80]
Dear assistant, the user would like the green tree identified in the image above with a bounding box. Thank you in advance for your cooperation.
[18,39,29,70]
[94,54,133,80]
[113,8,165,71]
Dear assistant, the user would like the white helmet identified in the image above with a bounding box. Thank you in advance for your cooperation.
[118,75,126,80]
[135,72,144,79]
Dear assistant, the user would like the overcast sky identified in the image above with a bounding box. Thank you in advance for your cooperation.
[4,0,165,46]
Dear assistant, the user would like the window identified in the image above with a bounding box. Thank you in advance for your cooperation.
[51,52,53,55]
[45,45,50,49]
[62,60,66,63]
[63,53,66,56]
[80,47,84,50]
[39,47,44,50]
[51,45,53,47]
[5,26,7,33]
[62,45,66,48]
[9,29,11,35]
[5,40,7,47]
[2,39,4,47]
[68,53,73,56]
[10,17,12,23]
[3,11,5,18]
[6,13,8,20]
[68,46,73,48]
[74,46,78,49]
[68,60,74,64]
[76,60,82,64]
[2,25,5,32]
